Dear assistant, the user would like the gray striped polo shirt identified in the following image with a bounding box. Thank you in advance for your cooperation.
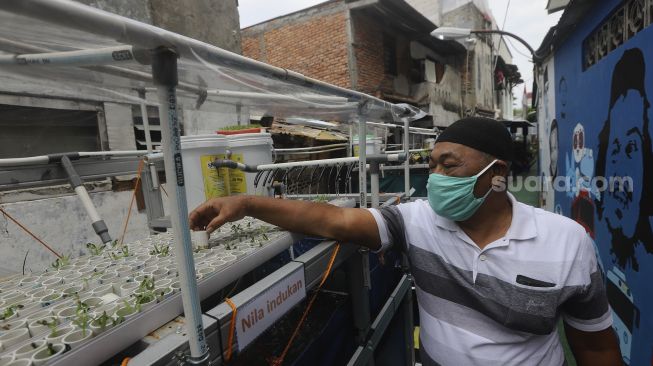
[368,193,612,366]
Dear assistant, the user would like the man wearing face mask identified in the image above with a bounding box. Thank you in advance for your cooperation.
[189,117,620,366]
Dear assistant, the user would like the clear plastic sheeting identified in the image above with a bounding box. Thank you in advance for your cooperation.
[0,0,425,124]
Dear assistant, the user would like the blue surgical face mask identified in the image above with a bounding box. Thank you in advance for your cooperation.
[427,159,497,221]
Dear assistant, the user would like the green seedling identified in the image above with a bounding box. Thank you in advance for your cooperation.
[149,244,170,256]
[37,318,59,337]
[138,276,155,292]
[82,270,103,288]
[73,294,92,336]
[115,299,138,324]
[86,242,106,256]
[46,342,57,356]
[93,311,112,330]
[0,304,23,320]
[51,254,70,270]
[108,245,131,260]
[121,245,131,258]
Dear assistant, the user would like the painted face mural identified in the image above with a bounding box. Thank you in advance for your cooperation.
[605,90,644,237]
[596,48,653,272]
[564,122,598,237]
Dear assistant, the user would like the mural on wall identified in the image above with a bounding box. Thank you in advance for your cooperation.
[554,42,653,365]
[595,48,653,270]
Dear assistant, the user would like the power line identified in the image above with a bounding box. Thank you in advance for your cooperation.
[501,0,511,30]
[506,37,534,60]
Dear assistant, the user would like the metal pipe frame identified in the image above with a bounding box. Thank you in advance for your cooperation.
[347,275,412,366]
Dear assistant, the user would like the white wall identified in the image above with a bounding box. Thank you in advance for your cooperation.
[537,56,556,211]
[0,190,152,276]
[405,0,441,26]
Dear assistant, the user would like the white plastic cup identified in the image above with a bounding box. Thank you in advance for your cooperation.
[193,230,209,249]
[31,343,65,366]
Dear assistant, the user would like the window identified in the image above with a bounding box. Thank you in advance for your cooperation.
[383,35,397,76]
[583,0,651,70]
[132,105,164,150]
[0,104,100,158]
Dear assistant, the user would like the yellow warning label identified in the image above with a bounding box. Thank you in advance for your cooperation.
[200,154,230,199]
[229,153,247,194]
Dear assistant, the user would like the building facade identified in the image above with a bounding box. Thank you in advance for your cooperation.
[242,0,520,127]
[242,0,468,127]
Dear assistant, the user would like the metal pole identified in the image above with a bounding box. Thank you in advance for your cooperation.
[358,113,367,208]
[152,47,209,363]
[403,118,410,199]
[370,162,380,209]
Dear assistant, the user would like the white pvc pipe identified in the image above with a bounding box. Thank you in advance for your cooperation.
[254,154,403,171]
[0,45,137,67]
[275,147,347,155]
[0,150,154,167]
[272,143,348,152]
[206,90,349,104]
[74,186,101,222]
[358,116,367,208]
[79,150,153,157]
[139,101,159,188]
[385,148,431,154]
[154,64,208,359]
[404,119,410,198]
[366,121,440,135]
[0,156,49,167]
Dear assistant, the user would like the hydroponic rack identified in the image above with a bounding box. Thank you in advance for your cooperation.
[0,0,423,364]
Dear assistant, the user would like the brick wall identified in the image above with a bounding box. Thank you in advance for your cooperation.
[242,2,351,88]
[352,13,387,95]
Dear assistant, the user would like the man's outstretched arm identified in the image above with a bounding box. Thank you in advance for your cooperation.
[189,196,382,251]
[564,323,622,366]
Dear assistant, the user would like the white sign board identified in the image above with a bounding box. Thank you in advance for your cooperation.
[235,266,306,351]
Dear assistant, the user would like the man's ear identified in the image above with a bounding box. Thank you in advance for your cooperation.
[492,160,510,177]
[491,161,510,192]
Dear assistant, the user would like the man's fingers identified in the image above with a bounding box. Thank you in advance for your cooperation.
[189,201,220,231]
[206,214,228,234]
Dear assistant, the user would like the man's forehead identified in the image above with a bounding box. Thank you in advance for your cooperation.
[431,142,482,159]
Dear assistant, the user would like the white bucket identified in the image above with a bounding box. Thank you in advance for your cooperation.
[352,136,382,156]
[181,134,230,211]
[226,133,273,195]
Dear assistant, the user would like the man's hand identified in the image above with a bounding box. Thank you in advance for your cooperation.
[188,195,382,250]
[189,196,248,233]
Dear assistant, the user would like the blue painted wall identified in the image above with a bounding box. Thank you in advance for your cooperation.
[552,1,653,364]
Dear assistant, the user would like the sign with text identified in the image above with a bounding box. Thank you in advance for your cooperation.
[235,266,306,351]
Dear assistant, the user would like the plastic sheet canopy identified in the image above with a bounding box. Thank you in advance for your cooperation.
[0,0,425,124]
